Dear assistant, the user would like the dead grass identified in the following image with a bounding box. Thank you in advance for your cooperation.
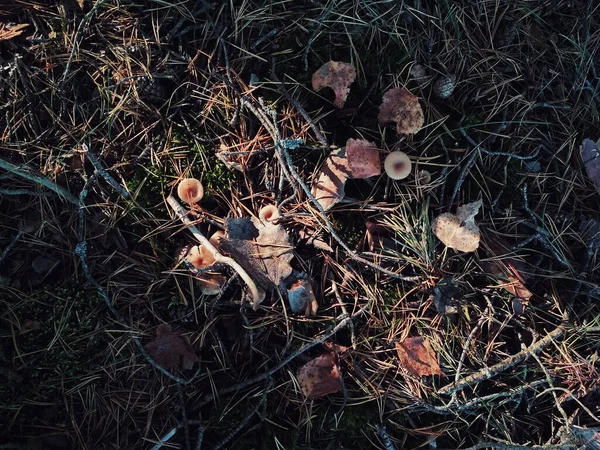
[1,0,600,449]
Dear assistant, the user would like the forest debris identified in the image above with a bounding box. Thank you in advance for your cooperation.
[297,352,342,398]
[431,200,482,252]
[219,215,294,293]
[31,255,58,275]
[567,425,600,449]
[581,138,600,193]
[433,75,457,99]
[378,87,424,134]
[395,336,443,377]
[346,138,381,178]
[311,147,352,210]
[145,323,198,370]
[0,23,28,41]
[225,217,259,240]
[311,61,356,108]
[287,279,318,316]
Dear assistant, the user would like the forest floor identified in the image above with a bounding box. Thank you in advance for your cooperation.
[1,1,600,449]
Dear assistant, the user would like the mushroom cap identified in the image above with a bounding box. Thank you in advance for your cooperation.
[384,151,412,180]
[195,274,226,295]
[209,231,226,247]
[259,205,280,222]
[417,169,431,184]
[187,245,215,269]
[177,178,204,204]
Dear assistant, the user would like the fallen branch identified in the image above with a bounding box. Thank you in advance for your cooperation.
[166,195,262,308]
[439,323,566,395]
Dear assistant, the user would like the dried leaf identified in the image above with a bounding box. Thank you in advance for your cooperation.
[31,256,58,275]
[311,61,356,108]
[219,216,294,291]
[287,279,318,316]
[395,337,442,377]
[225,217,259,240]
[431,200,482,252]
[311,147,351,210]
[346,138,381,178]
[297,353,342,398]
[0,23,28,41]
[568,425,600,450]
[378,87,424,134]
[145,323,198,370]
[581,138,600,193]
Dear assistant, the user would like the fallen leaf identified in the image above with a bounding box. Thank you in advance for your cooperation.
[0,23,28,41]
[395,336,443,377]
[225,217,259,240]
[345,138,381,178]
[219,215,294,292]
[581,138,600,193]
[31,256,58,275]
[311,61,356,108]
[378,87,424,134]
[287,279,318,316]
[311,147,352,210]
[431,200,482,252]
[145,323,198,370]
[297,353,342,398]
[568,426,600,450]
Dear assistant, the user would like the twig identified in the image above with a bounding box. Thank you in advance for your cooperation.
[194,426,205,450]
[150,427,177,450]
[0,156,79,205]
[376,424,398,450]
[82,144,129,198]
[438,323,566,395]
[210,379,272,450]
[0,230,24,266]
[166,195,262,309]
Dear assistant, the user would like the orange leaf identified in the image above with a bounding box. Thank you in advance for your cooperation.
[297,353,342,398]
[396,337,443,377]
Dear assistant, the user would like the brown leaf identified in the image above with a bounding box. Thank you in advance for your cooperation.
[431,200,482,252]
[395,337,442,377]
[297,353,342,398]
[0,23,28,41]
[311,61,356,108]
[311,147,351,210]
[581,138,600,193]
[145,324,198,370]
[287,279,318,316]
[346,138,381,178]
[378,87,424,134]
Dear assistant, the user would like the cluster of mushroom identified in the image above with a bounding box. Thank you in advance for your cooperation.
[177,178,227,295]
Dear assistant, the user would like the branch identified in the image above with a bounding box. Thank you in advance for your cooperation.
[166,195,262,308]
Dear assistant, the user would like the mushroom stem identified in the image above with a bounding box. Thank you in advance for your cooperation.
[166,195,262,308]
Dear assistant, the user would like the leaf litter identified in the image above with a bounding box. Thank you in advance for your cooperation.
[431,200,482,252]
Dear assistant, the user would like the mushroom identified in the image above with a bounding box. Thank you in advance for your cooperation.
[416,169,431,184]
[195,274,227,295]
[384,151,412,180]
[209,230,226,247]
[186,245,215,269]
[259,205,280,222]
[177,178,204,204]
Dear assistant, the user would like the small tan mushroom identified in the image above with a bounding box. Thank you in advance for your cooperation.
[259,205,280,222]
[416,169,431,184]
[384,151,412,180]
[186,245,215,269]
[195,274,227,295]
[177,178,204,204]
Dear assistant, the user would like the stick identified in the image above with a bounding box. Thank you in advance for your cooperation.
[438,323,566,395]
[0,157,79,205]
[166,195,262,308]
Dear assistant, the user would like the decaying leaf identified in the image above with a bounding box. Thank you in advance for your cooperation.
[0,23,28,41]
[219,215,294,294]
[311,61,356,108]
[581,138,600,193]
[431,200,482,252]
[378,87,424,134]
[568,425,600,450]
[287,279,318,316]
[311,147,352,210]
[395,336,443,377]
[297,352,342,398]
[145,323,198,370]
[346,138,381,178]
[226,217,259,240]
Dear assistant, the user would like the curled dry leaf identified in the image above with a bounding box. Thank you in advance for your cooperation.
[581,138,600,193]
[378,87,424,134]
[431,200,482,252]
[395,336,443,377]
[311,61,356,108]
[297,352,342,398]
[287,279,318,316]
[311,147,352,210]
[145,323,198,370]
[345,138,381,178]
